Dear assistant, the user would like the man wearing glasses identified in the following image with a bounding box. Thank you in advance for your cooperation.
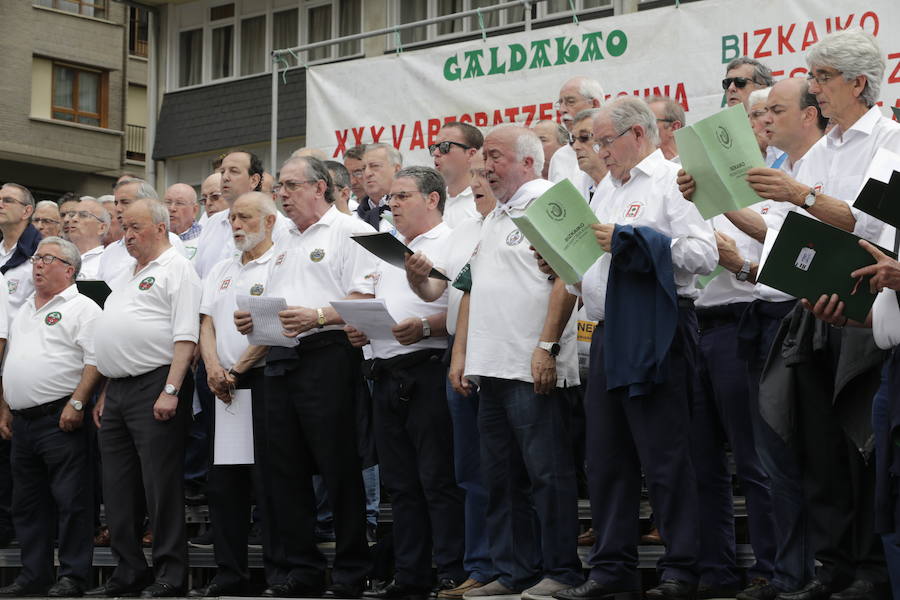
[164,184,202,261]
[431,122,483,228]
[0,183,41,323]
[548,76,605,184]
[63,198,109,280]
[360,143,403,231]
[343,144,369,212]
[199,172,227,225]
[722,57,774,109]
[0,237,102,598]
[234,156,376,598]
[32,201,62,239]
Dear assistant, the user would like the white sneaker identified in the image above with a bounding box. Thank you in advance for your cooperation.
[463,580,518,599]
[521,578,572,600]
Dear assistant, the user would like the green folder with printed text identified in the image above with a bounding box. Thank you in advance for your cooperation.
[510,179,603,285]
[674,104,766,219]
[756,212,895,322]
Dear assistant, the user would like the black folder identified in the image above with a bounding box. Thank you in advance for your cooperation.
[76,280,112,308]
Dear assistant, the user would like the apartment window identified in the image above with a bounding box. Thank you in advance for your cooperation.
[543,0,612,15]
[395,0,523,46]
[35,0,106,19]
[272,9,299,67]
[129,7,149,58]
[179,29,203,87]
[241,15,266,75]
[52,63,106,127]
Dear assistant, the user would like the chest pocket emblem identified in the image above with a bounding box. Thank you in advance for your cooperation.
[310,248,325,262]
[250,283,264,296]
[7,280,17,294]
[45,311,62,326]
[138,277,155,291]
[506,230,524,246]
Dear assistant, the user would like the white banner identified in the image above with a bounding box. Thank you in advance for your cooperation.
[305,0,900,167]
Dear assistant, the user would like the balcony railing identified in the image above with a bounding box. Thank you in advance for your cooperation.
[126,124,146,162]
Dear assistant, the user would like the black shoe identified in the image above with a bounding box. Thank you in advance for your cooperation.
[49,576,84,597]
[697,583,741,599]
[141,582,184,598]
[0,581,45,597]
[645,580,698,600]
[829,580,887,600]
[553,580,641,600]
[85,579,147,597]
[364,580,431,600]
[188,581,244,597]
[262,579,326,598]
[330,582,365,598]
[775,581,831,600]
[188,528,215,548]
[737,580,780,600]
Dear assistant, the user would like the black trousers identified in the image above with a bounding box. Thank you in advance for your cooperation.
[264,336,371,588]
[207,367,286,587]
[372,353,466,588]
[100,366,191,588]
[11,403,93,588]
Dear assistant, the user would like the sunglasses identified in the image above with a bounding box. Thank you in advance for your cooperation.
[722,77,761,90]
[428,141,471,156]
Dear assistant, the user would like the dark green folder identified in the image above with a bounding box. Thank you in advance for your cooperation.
[351,232,450,281]
[893,106,900,121]
[757,212,895,322]
[76,280,112,308]
[853,171,900,228]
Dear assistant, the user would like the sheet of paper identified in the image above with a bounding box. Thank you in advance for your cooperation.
[235,295,296,348]
[675,104,766,219]
[213,389,254,465]
[351,232,450,281]
[510,178,603,285]
[330,298,397,340]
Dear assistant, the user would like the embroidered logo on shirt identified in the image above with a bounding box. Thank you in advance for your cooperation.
[813,182,824,194]
[7,280,17,294]
[186,247,198,259]
[250,283,264,296]
[275,252,286,266]
[44,311,62,326]
[760,206,770,215]
[546,201,566,221]
[138,277,156,291]
[220,277,232,290]
[625,203,643,219]
[310,248,325,262]
[506,229,524,246]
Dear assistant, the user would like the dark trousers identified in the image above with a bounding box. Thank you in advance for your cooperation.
[11,404,93,588]
[264,337,370,588]
[207,368,286,587]
[478,377,583,591]
[692,305,775,586]
[585,308,700,588]
[100,366,190,588]
[372,354,465,588]
[0,439,13,542]
[184,360,213,487]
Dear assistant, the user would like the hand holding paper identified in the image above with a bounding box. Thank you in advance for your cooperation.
[235,296,296,347]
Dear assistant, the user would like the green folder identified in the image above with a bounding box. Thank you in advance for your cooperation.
[853,171,900,228]
[674,104,766,219]
[757,212,895,322]
[892,106,900,121]
[76,279,112,308]
[351,232,450,281]
[509,179,603,285]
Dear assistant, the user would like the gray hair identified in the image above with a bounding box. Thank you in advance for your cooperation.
[395,166,447,214]
[235,191,278,219]
[2,183,34,209]
[573,108,602,125]
[80,198,111,225]
[604,97,660,147]
[806,28,884,108]
[115,177,158,201]
[576,77,606,103]
[647,95,686,126]
[324,160,351,190]
[129,198,171,231]
[281,156,335,204]
[35,200,59,213]
[365,143,403,168]
[748,87,772,107]
[37,237,81,280]
[97,194,115,205]
[515,128,545,178]
[535,119,570,146]
[725,57,775,86]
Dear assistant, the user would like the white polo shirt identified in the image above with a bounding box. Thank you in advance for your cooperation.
[465,178,579,387]
[3,261,33,324]
[444,216,484,335]
[371,222,452,360]
[0,273,9,339]
[193,208,293,280]
[443,187,478,229]
[3,284,100,409]
[200,247,275,369]
[574,149,717,322]
[94,246,202,379]
[265,206,379,341]
[78,245,105,280]
[97,232,188,286]
[548,143,579,184]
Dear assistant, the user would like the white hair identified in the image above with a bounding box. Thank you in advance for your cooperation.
[748,87,772,107]
[37,237,81,280]
[577,77,606,104]
[35,200,59,212]
[806,28,884,108]
[364,143,403,168]
[603,97,660,147]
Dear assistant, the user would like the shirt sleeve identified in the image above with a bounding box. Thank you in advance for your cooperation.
[199,262,221,317]
[169,260,203,343]
[665,177,719,276]
[340,224,379,296]
[76,302,102,366]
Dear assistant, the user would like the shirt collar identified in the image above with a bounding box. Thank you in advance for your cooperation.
[30,283,79,312]
[827,105,882,147]
[610,148,665,188]
[135,245,178,276]
[234,244,277,268]
[494,178,554,216]
[403,222,450,246]
[289,205,339,236]
[178,222,203,241]
[447,186,474,202]
[82,245,104,258]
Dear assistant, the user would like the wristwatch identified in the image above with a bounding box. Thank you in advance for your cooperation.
[538,341,561,357]
[735,259,752,282]
[801,187,817,209]
[420,317,431,339]
[163,383,178,396]
[316,307,327,328]
[69,399,84,411]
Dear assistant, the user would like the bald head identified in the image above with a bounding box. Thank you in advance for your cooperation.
[201,172,227,217]
[165,183,199,235]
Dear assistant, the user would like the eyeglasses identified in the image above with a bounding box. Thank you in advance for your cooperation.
[569,132,594,146]
[272,179,318,193]
[749,108,769,119]
[592,127,633,152]
[30,254,71,266]
[350,169,365,179]
[721,77,763,90]
[806,70,842,85]
[554,96,584,109]
[164,200,197,208]
[32,217,60,226]
[428,141,471,156]
[0,196,27,207]
[386,191,422,202]
[62,210,104,222]
[200,192,222,203]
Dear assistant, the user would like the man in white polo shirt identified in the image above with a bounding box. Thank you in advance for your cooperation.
[0,183,42,322]
[346,166,465,600]
[89,199,201,598]
[0,237,101,599]
[431,122,482,228]
[64,198,108,280]
[164,183,202,261]
[234,156,376,598]
[548,76,604,184]
[449,125,582,600]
